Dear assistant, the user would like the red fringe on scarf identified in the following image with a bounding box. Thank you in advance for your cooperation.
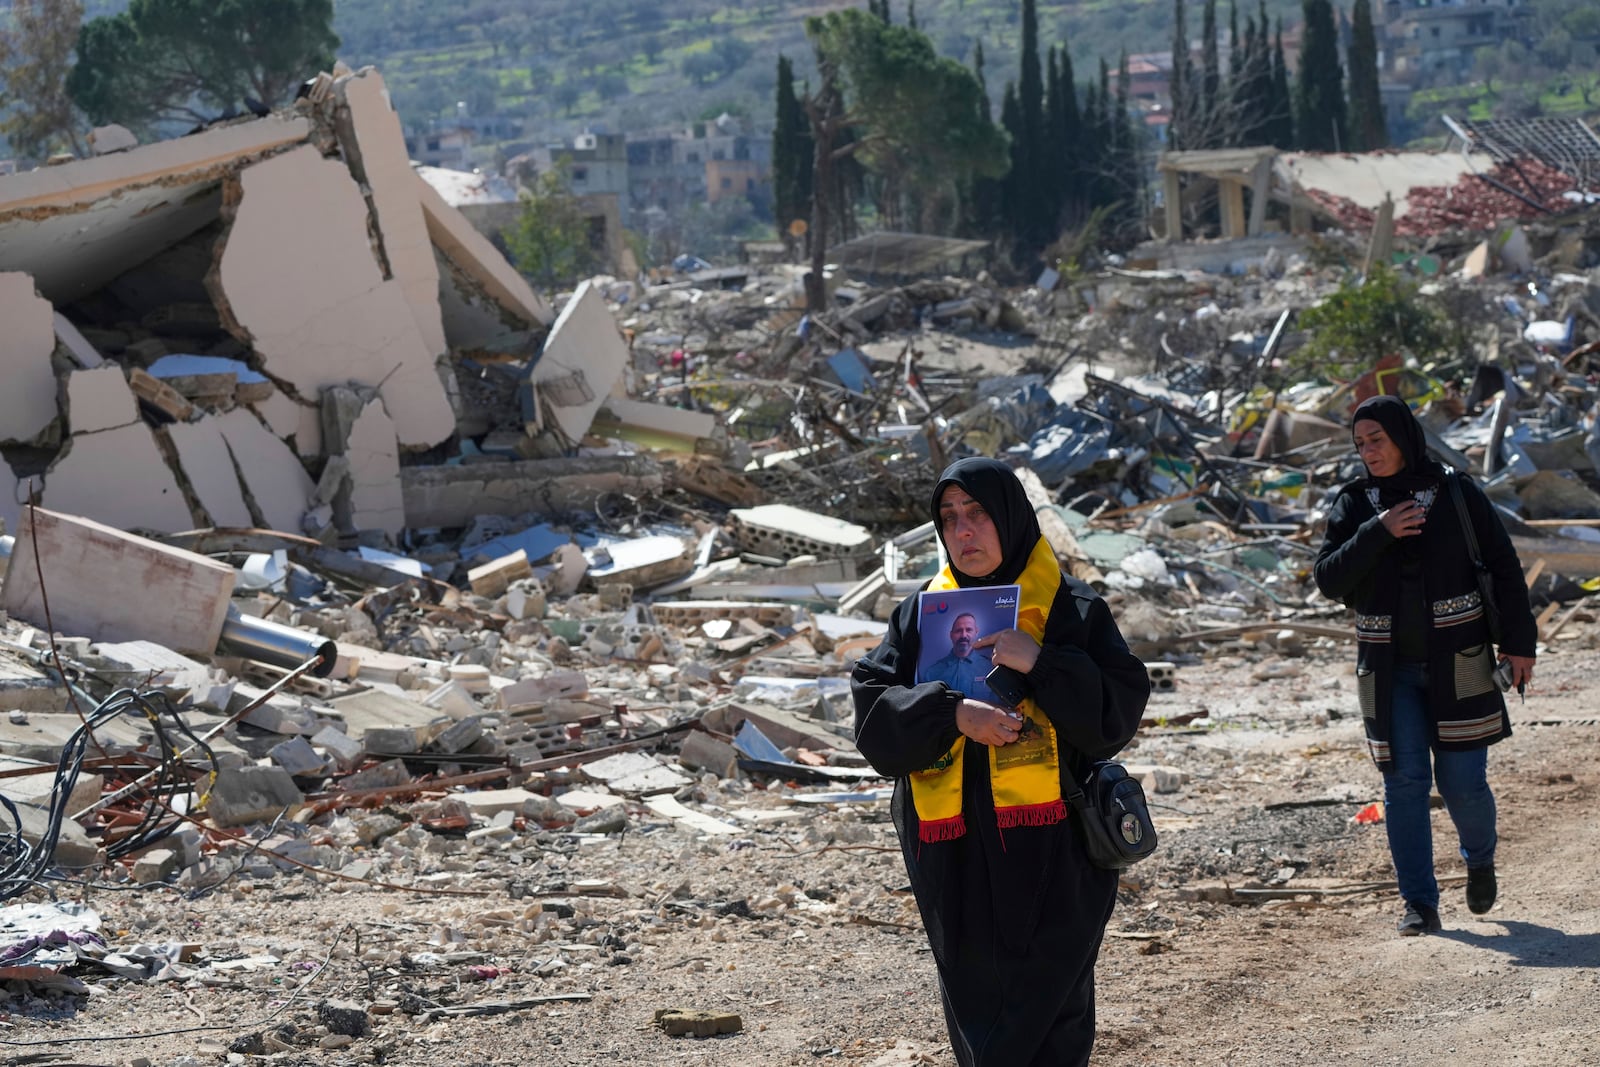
[995,799,1067,830]
[918,814,967,843]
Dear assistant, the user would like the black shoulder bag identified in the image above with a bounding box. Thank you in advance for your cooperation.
[1064,762,1159,869]
[1445,471,1503,647]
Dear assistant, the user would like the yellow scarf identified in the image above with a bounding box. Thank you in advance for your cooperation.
[910,536,1066,842]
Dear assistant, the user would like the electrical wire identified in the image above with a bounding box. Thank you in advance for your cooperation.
[0,687,220,901]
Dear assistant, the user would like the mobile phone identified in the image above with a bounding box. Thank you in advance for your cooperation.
[1493,659,1515,693]
[985,664,1031,708]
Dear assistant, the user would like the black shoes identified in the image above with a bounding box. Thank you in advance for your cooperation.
[1467,865,1498,915]
[1398,900,1442,936]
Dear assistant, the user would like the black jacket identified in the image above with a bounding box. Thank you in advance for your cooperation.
[1314,470,1536,768]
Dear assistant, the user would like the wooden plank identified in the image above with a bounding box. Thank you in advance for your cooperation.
[1523,558,1546,589]
[1535,601,1561,639]
[1542,601,1588,642]
[1523,519,1600,527]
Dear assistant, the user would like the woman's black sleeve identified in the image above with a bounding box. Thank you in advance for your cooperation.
[851,593,964,778]
[1025,587,1150,761]
[1314,488,1393,604]
[1463,478,1538,658]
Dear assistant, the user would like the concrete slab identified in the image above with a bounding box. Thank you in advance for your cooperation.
[65,366,137,433]
[414,171,552,332]
[0,653,65,713]
[532,281,630,443]
[0,114,310,305]
[730,504,875,560]
[400,454,663,529]
[334,69,447,359]
[206,765,303,828]
[212,146,453,448]
[214,408,315,534]
[2,507,235,655]
[0,272,59,444]
[40,424,194,533]
[55,313,104,368]
[344,398,404,537]
[166,416,253,528]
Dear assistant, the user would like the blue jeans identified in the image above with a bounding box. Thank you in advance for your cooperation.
[1383,662,1498,909]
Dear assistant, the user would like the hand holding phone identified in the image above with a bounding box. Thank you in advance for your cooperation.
[985,664,1031,708]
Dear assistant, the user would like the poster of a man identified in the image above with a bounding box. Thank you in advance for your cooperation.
[915,585,1020,706]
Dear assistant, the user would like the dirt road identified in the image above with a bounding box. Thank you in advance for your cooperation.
[4,636,1597,1067]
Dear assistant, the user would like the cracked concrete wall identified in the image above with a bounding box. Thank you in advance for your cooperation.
[333,69,448,360]
[209,145,454,448]
[0,273,60,444]
[214,408,317,534]
[39,424,193,533]
[167,416,254,528]
[345,398,405,537]
[65,366,137,434]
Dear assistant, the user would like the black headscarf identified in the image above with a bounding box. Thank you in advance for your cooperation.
[1351,394,1443,508]
[929,458,1043,588]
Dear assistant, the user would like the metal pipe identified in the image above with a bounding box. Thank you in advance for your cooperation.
[217,608,337,679]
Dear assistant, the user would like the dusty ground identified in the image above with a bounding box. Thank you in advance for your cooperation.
[4,629,1597,1067]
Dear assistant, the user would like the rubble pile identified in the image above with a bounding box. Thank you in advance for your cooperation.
[4,65,1600,1054]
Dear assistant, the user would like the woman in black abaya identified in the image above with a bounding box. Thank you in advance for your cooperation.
[851,458,1150,1066]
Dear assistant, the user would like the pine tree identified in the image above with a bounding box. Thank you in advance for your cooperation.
[0,0,85,159]
[1347,0,1387,150]
[1294,0,1346,151]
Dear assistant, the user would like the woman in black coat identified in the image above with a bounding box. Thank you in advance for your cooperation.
[851,458,1150,1066]
[1314,395,1537,935]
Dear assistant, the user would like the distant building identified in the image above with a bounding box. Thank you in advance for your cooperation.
[626,114,772,219]
[405,126,475,170]
[522,130,630,223]
[1377,0,1534,76]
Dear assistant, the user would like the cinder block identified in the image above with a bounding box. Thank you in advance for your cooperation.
[311,725,365,770]
[132,848,179,884]
[431,716,483,754]
[468,549,532,598]
[729,504,873,562]
[205,765,303,828]
[1146,661,1177,692]
[269,736,328,777]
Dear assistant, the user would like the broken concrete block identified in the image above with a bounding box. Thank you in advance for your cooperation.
[54,313,104,368]
[420,680,481,719]
[213,408,316,534]
[677,730,740,778]
[498,670,588,709]
[65,366,137,434]
[165,415,254,528]
[505,578,547,621]
[730,504,874,562]
[310,725,364,770]
[447,664,492,694]
[333,69,447,359]
[211,145,453,448]
[431,715,483,754]
[361,724,439,755]
[461,787,540,819]
[131,848,179,884]
[531,280,631,443]
[0,272,59,445]
[468,549,532,598]
[544,543,589,597]
[343,398,404,537]
[206,765,303,828]
[269,736,328,777]
[39,424,195,533]
[2,508,234,655]
[340,757,410,792]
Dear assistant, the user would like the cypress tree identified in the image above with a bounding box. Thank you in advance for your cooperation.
[1170,0,1197,151]
[1228,0,1240,80]
[1018,0,1046,249]
[973,39,991,120]
[1049,45,1082,224]
[1271,21,1295,149]
[1000,82,1025,244]
[1347,0,1387,150]
[1294,0,1346,151]
[772,55,813,239]
[1201,0,1219,147]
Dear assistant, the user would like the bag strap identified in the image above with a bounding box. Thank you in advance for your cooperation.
[1445,470,1487,571]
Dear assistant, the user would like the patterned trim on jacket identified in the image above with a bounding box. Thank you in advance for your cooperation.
[1437,709,1505,744]
[1355,613,1392,643]
[1432,590,1485,629]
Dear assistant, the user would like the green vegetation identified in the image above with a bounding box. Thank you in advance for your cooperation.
[1291,267,1448,381]
[0,0,85,158]
[502,159,601,291]
[68,0,337,129]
